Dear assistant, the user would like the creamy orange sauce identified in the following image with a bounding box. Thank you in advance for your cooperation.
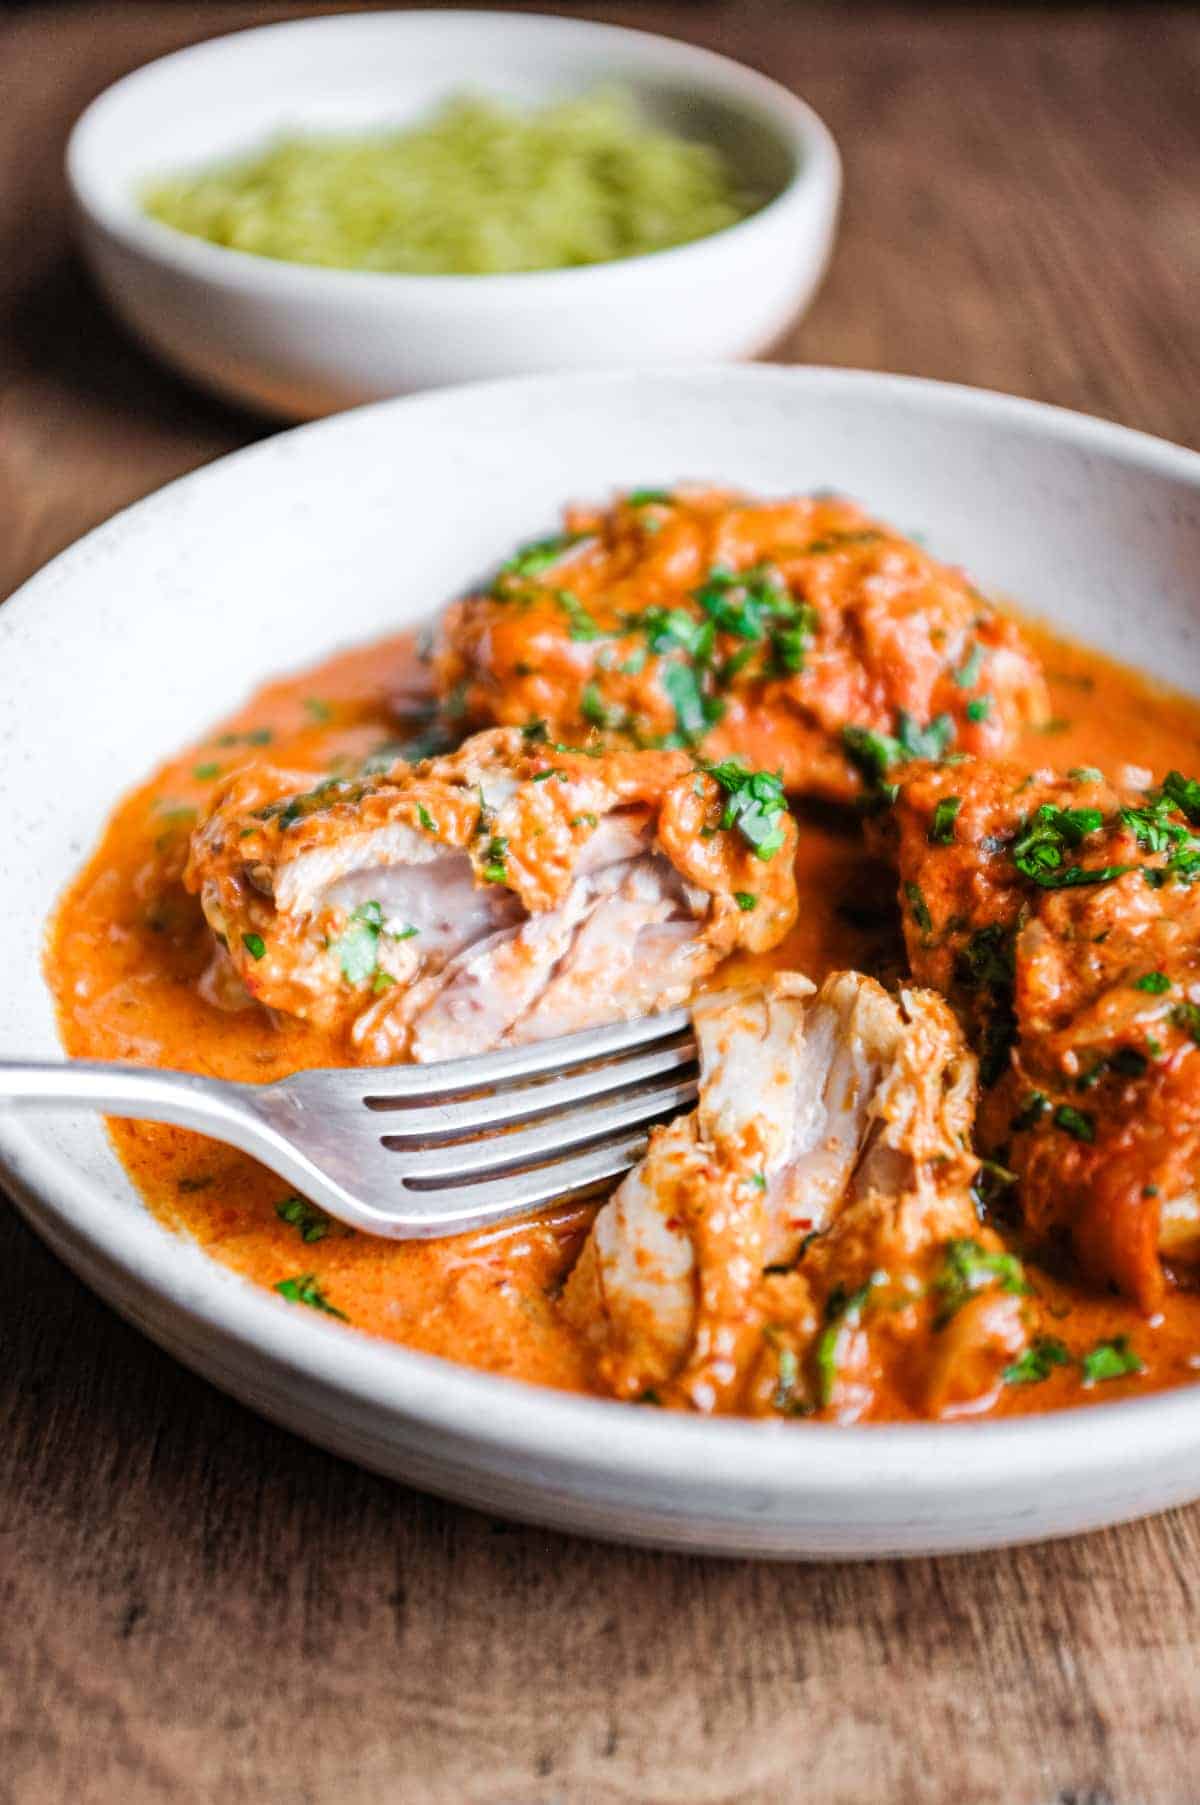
[47,619,1200,1416]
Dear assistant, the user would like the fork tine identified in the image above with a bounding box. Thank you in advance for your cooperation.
[392,1130,653,1229]
[380,1074,697,1180]
[355,1007,693,1101]
[364,1036,697,1136]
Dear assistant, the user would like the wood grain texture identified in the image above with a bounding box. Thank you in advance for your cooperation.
[2,5,1199,1801]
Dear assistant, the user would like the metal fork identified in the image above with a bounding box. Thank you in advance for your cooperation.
[0,1012,698,1238]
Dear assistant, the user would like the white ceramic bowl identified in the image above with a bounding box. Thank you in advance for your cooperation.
[66,12,841,420]
[6,366,1200,1558]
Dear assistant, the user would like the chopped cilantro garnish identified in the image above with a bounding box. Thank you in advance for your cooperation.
[842,712,954,791]
[929,795,962,845]
[570,812,599,828]
[416,803,436,832]
[1053,1103,1095,1143]
[521,718,548,743]
[1161,770,1200,825]
[704,762,790,860]
[772,1343,801,1413]
[241,932,266,960]
[694,563,788,640]
[1011,802,1129,890]
[749,1171,768,1191]
[1068,765,1103,782]
[898,711,956,761]
[734,892,758,911]
[932,1238,1027,1326]
[555,589,603,642]
[627,489,673,507]
[332,900,384,985]
[495,531,581,590]
[1012,1090,1049,1131]
[481,836,509,883]
[1170,1000,1200,1045]
[274,1274,347,1320]
[192,762,221,781]
[303,697,332,723]
[953,643,985,688]
[1003,1336,1071,1385]
[1081,1335,1143,1385]
[661,662,722,744]
[276,1196,331,1244]
[1135,971,1171,994]
[1121,795,1189,855]
[580,681,626,730]
[815,1278,880,1406]
[965,696,992,722]
[904,881,932,935]
[842,724,904,785]
[642,607,715,661]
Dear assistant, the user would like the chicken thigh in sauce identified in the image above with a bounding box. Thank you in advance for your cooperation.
[565,970,1033,1420]
[883,758,1200,1310]
[433,488,1049,801]
[186,726,799,1063]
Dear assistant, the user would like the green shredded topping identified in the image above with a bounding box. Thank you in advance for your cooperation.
[704,761,790,861]
[929,795,962,845]
[1003,1336,1071,1386]
[143,92,760,276]
[1053,1103,1095,1143]
[1081,1336,1144,1385]
[274,1274,348,1320]
[241,932,266,960]
[932,1238,1027,1326]
[276,1196,332,1244]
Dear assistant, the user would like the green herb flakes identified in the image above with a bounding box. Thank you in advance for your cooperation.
[1003,1337,1071,1386]
[276,1196,332,1243]
[929,795,962,845]
[1081,1335,1144,1385]
[274,1274,347,1320]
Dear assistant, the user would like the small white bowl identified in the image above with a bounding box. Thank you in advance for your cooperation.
[66,11,841,420]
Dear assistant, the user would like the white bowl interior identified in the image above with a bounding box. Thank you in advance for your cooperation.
[6,366,1200,1555]
[72,12,799,234]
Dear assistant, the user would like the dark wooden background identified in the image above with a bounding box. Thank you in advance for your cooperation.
[3,6,1200,1801]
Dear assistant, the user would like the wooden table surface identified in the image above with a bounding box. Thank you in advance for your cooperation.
[3,5,1199,1800]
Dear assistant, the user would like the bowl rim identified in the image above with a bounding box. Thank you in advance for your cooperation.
[65,8,841,297]
[8,363,1200,1512]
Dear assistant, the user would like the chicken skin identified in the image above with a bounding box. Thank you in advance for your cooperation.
[433,488,1049,802]
[884,758,1200,1310]
[185,726,798,1064]
[564,971,1031,1420]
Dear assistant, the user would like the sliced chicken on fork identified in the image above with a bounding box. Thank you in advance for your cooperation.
[185,726,798,1064]
[564,971,1031,1420]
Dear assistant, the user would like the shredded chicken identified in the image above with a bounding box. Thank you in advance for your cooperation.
[564,970,1030,1420]
[882,757,1200,1310]
[185,727,798,1063]
[433,487,1048,801]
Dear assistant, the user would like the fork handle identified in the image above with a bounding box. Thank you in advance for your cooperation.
[0,1058,249,1139]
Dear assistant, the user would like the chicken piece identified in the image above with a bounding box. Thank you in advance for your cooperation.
[564,970,1029,1420]
[433,487,1048,802]
[185,727,798,1063]
[883,758,1200,1310]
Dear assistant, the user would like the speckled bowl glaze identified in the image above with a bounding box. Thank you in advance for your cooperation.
[66,11,840,419]
[5,367,1200,1558]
